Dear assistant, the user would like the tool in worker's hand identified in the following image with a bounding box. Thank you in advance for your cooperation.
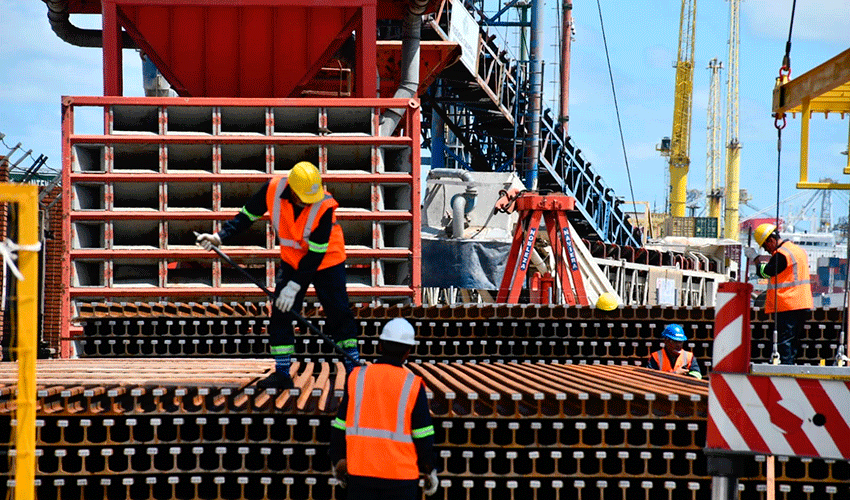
[194,231,362,366]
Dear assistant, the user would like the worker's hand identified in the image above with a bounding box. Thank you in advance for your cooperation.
[673,366,689,375]
[744,247,758,260]
[195,232,221,251]
[422,469,438,496]
[275,281,301,312]
[332,459,348,488]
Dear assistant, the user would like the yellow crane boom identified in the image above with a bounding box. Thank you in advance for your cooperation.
[665,0,697,217]
[723,0,741,240]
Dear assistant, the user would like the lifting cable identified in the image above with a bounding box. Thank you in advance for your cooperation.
[769,0,797,364]
[595,0,642,237]
[840,191,850,365]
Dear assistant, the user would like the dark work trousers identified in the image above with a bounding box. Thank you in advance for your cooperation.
[270,261,357,346]
[345,477,419,500]
[775,309,807,365]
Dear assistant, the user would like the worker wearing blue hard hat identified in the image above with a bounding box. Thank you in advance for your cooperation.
[646,324,702,379]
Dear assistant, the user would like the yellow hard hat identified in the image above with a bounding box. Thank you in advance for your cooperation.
[596,292,619,311]
[288,161,324,204]
[754,223,777,246]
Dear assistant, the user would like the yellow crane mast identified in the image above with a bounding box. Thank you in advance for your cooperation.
[706,58,724,220]
[723,0,741,240]
[662,0,697,217]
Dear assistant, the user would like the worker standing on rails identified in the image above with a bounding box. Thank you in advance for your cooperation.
[747,223,813,365]
[329,318,438,499]
[196,161,359,390]
[646,324,702,379]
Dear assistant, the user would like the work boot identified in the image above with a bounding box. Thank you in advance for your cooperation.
[257,372,295,391]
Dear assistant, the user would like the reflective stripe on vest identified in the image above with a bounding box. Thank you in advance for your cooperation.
[651,349,693,373]
[765,241,813,313]
[266,176,346,270]
[347,366,415,444]
[270,179,331,249]
[344,364,421,480]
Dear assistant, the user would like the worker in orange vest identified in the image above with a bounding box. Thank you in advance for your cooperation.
[329,318,438,499]
[748,223,813,364]
[646,324,702,379]
[196,161,359,390]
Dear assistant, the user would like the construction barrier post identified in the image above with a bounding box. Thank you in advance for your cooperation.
[0,183,40,500]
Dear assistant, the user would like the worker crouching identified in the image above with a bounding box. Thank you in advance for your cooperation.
[647,324,702,379]
[329,318,438,499]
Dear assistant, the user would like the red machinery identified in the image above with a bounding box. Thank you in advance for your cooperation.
[55,0,460,348]
[496,192,588,305]
[61,0,453,98]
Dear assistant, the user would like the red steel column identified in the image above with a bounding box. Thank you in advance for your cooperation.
[102,0,123,96]
[356,2,377,98]
[60,98,73,356]
[409,99,421,304]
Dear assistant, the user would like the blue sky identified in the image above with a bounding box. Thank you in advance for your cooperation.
[1,0,848,226]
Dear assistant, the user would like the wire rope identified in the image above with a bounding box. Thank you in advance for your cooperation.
[769,0,798,364]
[594,0,640,237]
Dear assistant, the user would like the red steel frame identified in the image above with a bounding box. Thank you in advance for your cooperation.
[496,193,588,305]
[61,96,422,355]
[101,0,377,98]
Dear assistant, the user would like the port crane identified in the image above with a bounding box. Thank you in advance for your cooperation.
[659,0,697,217]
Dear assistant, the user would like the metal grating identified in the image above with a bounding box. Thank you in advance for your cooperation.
[62,96,423,352]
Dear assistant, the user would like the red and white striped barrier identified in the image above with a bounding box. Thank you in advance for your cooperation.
[708,373,850,460]
[712,282,751,374]
[707,282,850,461]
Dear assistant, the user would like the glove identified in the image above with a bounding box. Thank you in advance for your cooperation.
[422,469,438,496]
[332,459,348,488]
[744,247,758,260]
[275,281,301,312]
[196,233,221,251]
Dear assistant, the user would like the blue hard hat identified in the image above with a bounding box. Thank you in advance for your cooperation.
[662,324,687,342]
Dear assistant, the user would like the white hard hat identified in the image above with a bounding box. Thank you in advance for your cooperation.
[379,318,415,346]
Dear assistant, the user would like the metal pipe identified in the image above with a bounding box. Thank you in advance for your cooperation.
[42,0,136,48]
[451,193,467,239]
[379,0,429,136]
[559,1,573,131]
[525,0,544,190]
[428,168,478,239]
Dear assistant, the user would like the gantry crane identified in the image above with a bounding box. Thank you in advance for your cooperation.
[706,58,723,220]
[660,0,697,217]
[723,0,742,240]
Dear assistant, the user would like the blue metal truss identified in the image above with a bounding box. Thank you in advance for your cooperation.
[420,0,641,247]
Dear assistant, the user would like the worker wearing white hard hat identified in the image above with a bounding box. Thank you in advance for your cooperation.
[747,223,813,364]
[329,318,438,499]
[196,161,359,390]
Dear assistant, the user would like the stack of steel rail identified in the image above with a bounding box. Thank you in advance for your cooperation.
[2,304,847,499]
[73,302,848,370]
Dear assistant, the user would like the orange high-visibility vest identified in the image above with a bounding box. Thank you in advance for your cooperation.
[651,349,694,373]
[344,364,422,480]
[764,241,813,314]
[266,176,345,270]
